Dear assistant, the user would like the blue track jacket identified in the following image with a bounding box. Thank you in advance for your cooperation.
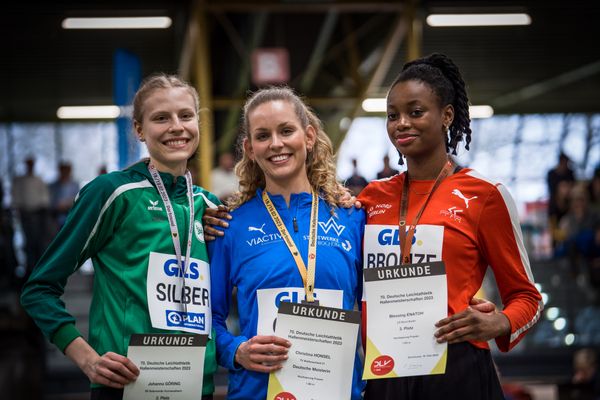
[209,189,365,400]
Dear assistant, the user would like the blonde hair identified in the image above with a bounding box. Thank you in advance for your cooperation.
[132,73,200,124]
[228,86,348,209]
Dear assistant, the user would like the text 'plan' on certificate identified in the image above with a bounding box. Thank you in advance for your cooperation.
[123,333,206,400]
[363,262,447,379]
[267,302,360,400]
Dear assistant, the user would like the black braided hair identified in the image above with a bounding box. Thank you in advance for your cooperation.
[390,53,472,164]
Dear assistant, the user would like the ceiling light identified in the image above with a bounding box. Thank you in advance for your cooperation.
[361,98,387,113]
[553,317,566,331]
[62,17,172,29]
[426,13,531,27]
[57,106,121,119]
[545,307,559,321]
[469,105,494,119]
[564,333,575,346]
[362,98,494,119]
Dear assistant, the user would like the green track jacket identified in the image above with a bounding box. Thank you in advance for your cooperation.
[21,160,219,395]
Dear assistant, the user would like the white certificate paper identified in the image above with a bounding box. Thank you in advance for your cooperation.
[123,333,206,400]
[363,262,447,379]
[266,302,360,400]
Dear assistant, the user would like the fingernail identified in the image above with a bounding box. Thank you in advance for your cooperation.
[223,222,229,227]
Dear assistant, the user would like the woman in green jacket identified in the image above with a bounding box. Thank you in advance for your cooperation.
[21,74,219,400]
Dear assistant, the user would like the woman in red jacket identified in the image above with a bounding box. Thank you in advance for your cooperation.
[359,53,542,399]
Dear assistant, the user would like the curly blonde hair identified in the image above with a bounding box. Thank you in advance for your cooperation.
[228,86,348,209]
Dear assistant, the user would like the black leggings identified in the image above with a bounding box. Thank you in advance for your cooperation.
[364,342,505,400]
[91,387,213,400]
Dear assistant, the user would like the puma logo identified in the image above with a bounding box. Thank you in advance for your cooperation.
[451,189,477,208]
[248,223,266,235]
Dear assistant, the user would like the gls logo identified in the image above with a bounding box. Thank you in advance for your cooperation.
[378,228,418,246]
[163,259,200,280]
[166,310,205,330]
[272,291,319,333]
[274,291,318,308]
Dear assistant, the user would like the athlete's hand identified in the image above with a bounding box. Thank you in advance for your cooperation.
[338,190,363,209]
[434,304,510,344]
[469,297,496,313]
[83,352,140,388]
[235,335,291,373]
[65,338,139,388]
[202,205,232,241]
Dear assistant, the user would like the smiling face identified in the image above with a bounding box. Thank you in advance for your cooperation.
[134,87,199,176]
[386,80,453,165]
[244,100,315,193]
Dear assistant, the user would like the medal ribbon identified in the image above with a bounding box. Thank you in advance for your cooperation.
[398,160,453,265]
[148,164,195,314]
[262,190,318,302]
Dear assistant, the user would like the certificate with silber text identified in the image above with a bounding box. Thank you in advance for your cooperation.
[123,333,206,400]
[267,302,360,400]
[363,262,447,379]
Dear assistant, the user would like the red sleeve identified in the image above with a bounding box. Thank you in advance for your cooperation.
[477,184,543,352]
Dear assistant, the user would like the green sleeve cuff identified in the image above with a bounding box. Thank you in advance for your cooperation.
[51,323,83,353]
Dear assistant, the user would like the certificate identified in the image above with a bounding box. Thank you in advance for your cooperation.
[123,333,206,400]
[267,302,360,400]
[363,262,447,379]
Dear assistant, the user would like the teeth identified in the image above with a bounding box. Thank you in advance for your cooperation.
[165,139,187,145]
[270,154,290,162]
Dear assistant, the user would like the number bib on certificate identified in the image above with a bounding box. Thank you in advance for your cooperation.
[147,251,212,335]
[255,287,342,335]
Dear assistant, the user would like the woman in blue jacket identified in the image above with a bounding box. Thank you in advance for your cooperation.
[208,87,365,400]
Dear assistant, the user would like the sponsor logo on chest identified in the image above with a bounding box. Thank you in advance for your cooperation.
[147,199,163,211]
[367,203,393,218]
[245,216,348,250]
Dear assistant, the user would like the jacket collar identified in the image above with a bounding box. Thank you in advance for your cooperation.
[129,160,189,198]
